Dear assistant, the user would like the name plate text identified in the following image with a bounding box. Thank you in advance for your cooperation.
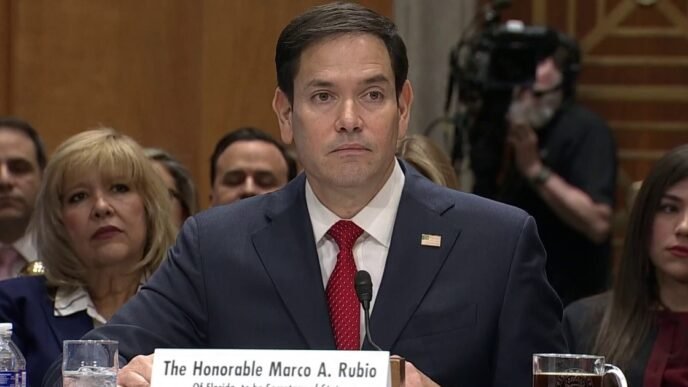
[151,348,390,387]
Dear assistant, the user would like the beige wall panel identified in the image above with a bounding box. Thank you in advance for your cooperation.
[3,1,391,209]
[583,65,688,86]
[585,100,688,123]
[0,1,10,112]
[10,0,203,174]
[616,130,688,150]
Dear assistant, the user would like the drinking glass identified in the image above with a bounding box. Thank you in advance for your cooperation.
[62,340,118,387]
[533,353,627,387]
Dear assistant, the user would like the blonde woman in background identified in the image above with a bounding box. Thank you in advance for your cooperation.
[0,128,177,386]
[397,134,460,189]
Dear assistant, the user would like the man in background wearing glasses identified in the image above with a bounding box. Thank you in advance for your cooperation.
[499,34,617,307]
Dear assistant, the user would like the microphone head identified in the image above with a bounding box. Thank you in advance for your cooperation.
[355,270,373,303]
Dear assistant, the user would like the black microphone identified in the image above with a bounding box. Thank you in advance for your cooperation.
[355,270,382,351]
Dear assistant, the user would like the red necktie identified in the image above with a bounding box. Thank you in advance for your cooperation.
[0,246,22,280]
[326,220,364,350]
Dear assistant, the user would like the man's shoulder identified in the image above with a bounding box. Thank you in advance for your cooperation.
[191,177,305,233]
[406,174,531,226]
[557,103,610,133]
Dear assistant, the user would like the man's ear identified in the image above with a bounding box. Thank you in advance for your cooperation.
[272,87,294,144]
[397,80,414,139]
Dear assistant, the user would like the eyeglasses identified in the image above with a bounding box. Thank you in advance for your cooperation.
[532,83,562,98]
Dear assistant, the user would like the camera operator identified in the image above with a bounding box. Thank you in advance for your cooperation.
[497,35,617,306]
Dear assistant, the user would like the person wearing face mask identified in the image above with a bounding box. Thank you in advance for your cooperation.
[498,34,618,306]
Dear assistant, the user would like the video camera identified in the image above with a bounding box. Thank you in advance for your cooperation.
[450,21,559,108]
[441,0,578,197]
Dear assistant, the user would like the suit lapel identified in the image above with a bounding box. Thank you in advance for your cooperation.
[368,172,461,350]
[252,177,335,349]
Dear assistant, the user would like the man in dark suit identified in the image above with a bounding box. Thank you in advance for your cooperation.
[0,117,46,278]
[50,3,566,386]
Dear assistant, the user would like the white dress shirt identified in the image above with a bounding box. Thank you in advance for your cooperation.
[305,160,405,344]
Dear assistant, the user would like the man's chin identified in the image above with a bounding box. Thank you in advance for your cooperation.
[0,209,28,223]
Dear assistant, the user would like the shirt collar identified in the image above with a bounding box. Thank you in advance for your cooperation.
[0,232,38,263]
[54,276,149,325]
[54,286,107,325]
[305,159,405,247]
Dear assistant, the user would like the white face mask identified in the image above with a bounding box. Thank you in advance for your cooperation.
[508,88,563,130]
[507,98,532,127]
[527,103,556,129]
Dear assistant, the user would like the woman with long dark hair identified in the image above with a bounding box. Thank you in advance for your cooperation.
[564,144,688,386]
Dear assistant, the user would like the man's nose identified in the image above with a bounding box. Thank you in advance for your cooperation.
[335,99,362,133]
[0,164,13,191]
[239,177,258,199]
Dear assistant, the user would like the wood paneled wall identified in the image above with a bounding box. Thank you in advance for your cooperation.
[0,0,392,208]
[0,2,9,113]
[499,0,688,260]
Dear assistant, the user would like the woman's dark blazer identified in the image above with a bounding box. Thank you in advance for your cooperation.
[0,276,92,387]
[563,292,656,387]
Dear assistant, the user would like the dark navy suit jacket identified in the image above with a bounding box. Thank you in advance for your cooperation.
[45,161,567,386]
[0,276,92,387]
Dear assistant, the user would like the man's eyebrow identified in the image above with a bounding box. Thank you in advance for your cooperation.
[305,79,335,89]
[304,74,392,89]
[4,156,33,163]
[362,74,391,86]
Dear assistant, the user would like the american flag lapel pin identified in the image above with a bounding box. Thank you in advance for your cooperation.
[420,234,442,247]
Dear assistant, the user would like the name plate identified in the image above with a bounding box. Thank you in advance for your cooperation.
[151,348,390,387]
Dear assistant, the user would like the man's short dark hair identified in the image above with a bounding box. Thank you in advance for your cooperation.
[210,127,297,185]
[0,116,47,170]
[275,2,408,103]
[551,32,581,99]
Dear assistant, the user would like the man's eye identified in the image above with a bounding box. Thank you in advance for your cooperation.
[367,91,383,101]
[255,173,277,188]
[313,92,331,103]
[7,159,34,175]
[223,172,246,186]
